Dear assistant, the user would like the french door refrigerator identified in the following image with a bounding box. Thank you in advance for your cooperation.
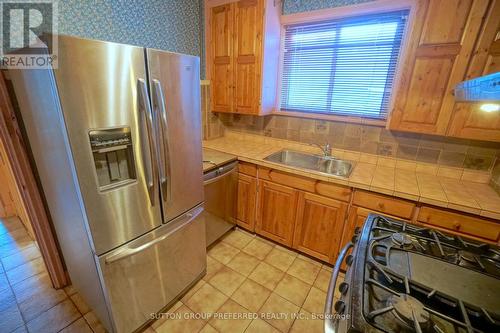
[9,35,205,332]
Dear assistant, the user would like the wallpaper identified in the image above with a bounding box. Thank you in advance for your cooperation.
[58,0,202,57]
[283,0,375,14]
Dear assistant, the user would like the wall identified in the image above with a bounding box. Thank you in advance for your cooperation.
[59,0,202,56]
[283,0,374,14]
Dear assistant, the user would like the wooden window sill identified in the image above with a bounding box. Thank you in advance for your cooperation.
[272,110,387,127]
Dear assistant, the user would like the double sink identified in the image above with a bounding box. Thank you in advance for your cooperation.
[263,149,354,178]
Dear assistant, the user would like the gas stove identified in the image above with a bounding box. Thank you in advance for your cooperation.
[325,214,500,333]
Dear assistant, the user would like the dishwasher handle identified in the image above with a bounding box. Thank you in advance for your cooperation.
[203,161,238,185]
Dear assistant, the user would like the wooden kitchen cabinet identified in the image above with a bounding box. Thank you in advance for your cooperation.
[255,180,298,246]
[418,206,500,243]
[210,3,233,113]
[236,173,257,231]
[293,192,348,264]
[388,0,491,135]
[207,0,280,115]
[447,0,500,141]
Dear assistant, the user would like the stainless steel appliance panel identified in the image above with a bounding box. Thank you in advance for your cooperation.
[99,204,206,333]
[203,161,237,246]
[53,36,161,254]
[9,66,114,332]
[147,50,204,222]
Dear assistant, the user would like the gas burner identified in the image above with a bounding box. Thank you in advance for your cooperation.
[458,250,479,263]
[391,232,413,248]
[387,294,431,330]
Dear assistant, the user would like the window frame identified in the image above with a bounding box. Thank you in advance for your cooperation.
[274,0,417,126]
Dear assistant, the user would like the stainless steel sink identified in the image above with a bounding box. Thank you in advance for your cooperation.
[263,150,354,178]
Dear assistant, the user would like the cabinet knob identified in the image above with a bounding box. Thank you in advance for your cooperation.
[378,202,385,210]
[453,222,461,230]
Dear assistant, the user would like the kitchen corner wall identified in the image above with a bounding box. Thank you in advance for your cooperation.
[58,0,202,57]
[201,83,224,140]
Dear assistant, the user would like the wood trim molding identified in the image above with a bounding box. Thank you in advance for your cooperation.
[281,0,415,25]
[275,0,416,126]
[0,72,68,289]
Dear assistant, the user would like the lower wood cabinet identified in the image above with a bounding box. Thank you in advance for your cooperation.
[236,173,257,232]
[255,180,298,246]
[234,162,500,264]
[418,206,500,243]
[293,192,348,264]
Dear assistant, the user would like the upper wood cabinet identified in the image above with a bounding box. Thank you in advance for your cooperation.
[256,180,298,246]
[388,0,491,135]
[206,0,280,115]
[210,4,233,113]
[447,0,500,141]
[293,192,348,264]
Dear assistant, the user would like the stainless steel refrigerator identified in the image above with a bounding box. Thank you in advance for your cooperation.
[9,35,206,332]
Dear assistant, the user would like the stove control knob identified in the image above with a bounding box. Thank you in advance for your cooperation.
[351,234,358,243]
[339,282,349,295]
[334,300,345,314]
[345,254,354,266]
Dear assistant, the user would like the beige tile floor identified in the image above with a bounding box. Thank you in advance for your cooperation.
[0,217,105,333]
[1,218,342,333]
[151,228,344,333]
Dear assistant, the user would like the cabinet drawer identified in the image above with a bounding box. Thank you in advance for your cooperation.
[352,190,415,219]
[418,207,500,242]
[315,181,351,202]
[258,166,316,192]
[238,162,257,177]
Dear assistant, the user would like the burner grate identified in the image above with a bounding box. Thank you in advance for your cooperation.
[364,263,500,333]
[361,216,500,333]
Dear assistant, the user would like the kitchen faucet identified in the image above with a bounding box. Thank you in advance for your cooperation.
[314,142,333,157]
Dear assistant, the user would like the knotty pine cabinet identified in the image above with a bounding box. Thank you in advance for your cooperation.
[236,172,257,231]
[388,0,492,135]
[447,0,500,141]
[255,180,298,246]
[207,0,280,115]
[293,192,348,263]
[234,162,500,265]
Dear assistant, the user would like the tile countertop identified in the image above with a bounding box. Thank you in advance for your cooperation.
[202,148,237,173]
[203,131,500,221]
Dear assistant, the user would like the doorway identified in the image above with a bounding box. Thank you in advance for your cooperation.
[0,71,67,290]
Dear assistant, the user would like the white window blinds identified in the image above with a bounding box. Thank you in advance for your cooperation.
[280,10,409,119]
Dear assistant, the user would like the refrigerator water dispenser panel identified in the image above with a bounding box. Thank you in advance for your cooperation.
[89,127,136,190]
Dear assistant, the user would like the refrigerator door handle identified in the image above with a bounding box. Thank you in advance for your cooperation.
[152,79,172,204]
[137,78,157,206]
[104,205,203,264]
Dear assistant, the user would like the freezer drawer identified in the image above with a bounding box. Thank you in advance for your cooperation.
[98,205,206,332]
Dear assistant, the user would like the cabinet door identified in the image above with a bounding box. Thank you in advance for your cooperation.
[233,0,262,114]
[389,0,490,135]
[447,0,500,141]
[236,173,257,232]
[293,192,348,264]
[256,180,298,246]
[210,3,234,112]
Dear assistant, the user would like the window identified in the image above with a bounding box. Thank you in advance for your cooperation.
[280,10,409,119]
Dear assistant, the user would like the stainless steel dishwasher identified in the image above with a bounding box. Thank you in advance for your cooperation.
[203,161,238,246]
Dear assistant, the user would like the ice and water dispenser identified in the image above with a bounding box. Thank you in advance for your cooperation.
[89,127,136,190]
